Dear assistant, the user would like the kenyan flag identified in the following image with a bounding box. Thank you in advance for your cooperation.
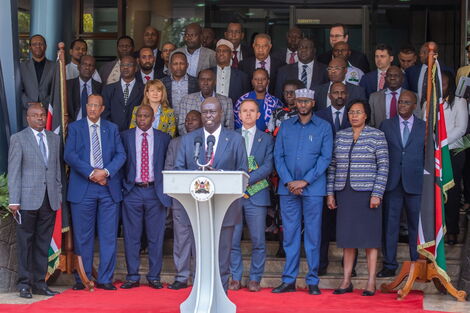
[417,60,454,281]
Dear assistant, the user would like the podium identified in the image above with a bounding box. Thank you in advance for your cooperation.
[163,170,249,313]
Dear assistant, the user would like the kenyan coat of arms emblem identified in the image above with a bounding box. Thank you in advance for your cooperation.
[190,177,215,201]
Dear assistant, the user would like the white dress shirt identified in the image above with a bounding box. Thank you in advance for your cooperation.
[121,78,136,98]
[135,127,155,183]
[256,56,271,75]
[87,117,102,168]
[286,48,299,64]
[204,125,222,156]
[384,88,402,119]
[77,78,93,120]
[66,62,102,82]
[444,97,469,149]
[140,70,154,83]
[330,106,345,127]
[30,128,49,160]
[216,65,231,97]
[298,60,314,89]
[241,125,256,155]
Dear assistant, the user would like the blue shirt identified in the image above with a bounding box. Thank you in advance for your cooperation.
[274,114,333,196]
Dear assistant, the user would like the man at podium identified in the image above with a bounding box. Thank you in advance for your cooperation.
[174,97,248,292]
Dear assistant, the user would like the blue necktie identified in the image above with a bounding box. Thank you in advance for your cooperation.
[81,83,88,119]
[91,124,103,169]
[301,64,308,87]
[37,132,47,165]
[402,120,410,146]
[334,111,341,132]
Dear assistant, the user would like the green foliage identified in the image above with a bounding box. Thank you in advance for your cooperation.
[452,134,470,155]
[0,174,11,218]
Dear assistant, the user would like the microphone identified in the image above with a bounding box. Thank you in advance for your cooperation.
[193,136,203,161]
[206,135,216,163]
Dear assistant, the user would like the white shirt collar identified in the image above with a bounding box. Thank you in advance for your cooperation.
[204,124,222,139]
[242,125,256,135]
[385,87,402,95]
[121,78,136,88]
[136,126,153,137]
[331,106,345,114]
[30,127,46,137]
[399,114,414,124]
[87,117,101,127]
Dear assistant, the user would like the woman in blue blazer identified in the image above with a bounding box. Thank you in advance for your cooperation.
[326,100,389,296]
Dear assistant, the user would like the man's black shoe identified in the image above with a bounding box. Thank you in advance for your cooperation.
[271,282,296,293]
[308,284,321,295]
[351,269,357,277]
[148,280,163,289]
[96,283,117,290]
[72,282,85,290]
[167,281,188,290]
[120,281,140,289]
[32,287,60,296]
[376,268,396,278]
[19,288,32,299]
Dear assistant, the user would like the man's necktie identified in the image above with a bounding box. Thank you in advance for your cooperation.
[378,71,386,90]
[402,120,410,146]
[301,64,308,87]
[124,83,130,105]
[145,75,150,82]
[259,61,266,69]
[37,132,47,165]
[334,111,341,132]
[242,129,250,155]
[141,133,149,182]
[232,51,239,69]
[81,83,88,119]
[91,124,103,169]
[390,91,398,118]
[289,52,296,64]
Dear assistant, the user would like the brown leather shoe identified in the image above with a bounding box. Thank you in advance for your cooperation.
[229,280,241,290]
[247,280,261,292]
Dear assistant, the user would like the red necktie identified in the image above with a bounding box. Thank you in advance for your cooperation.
[141,133,149,182]
[145,75,150,81]
[289,52,296,64]
[390,91,397,118]
[378,72,386,90]
[232,51,239,69]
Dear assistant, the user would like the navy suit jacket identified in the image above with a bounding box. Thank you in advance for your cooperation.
[65,118,126,203]
[405,63,454,94]
[209,66,250,103]
[120,128,172,207]
[379,115,425,194]
[359,70,409,98]
[238,56,284,95]
[66,77,102,122]
[313,82,366,111]
[274,61,329,99]
[315,106,351,136]
[135,69,165,84]
[102,80,145,131]
[238,129,274,207]
[175,127,248,226]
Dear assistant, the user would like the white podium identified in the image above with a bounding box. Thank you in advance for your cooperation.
[163,170,249,313]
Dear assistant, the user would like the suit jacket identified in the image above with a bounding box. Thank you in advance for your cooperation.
[20,59,56,124]
[175,92,234,135]
[99,59,119,85]
[380,116,425,194]
[238,56,284,94]
[318,49,370,73]
[102,80,145,131]
[369,88,409,128]
[313,82,366,111]
[174,127,248,226]
[271,48,290,64]
[237,42,254,61]
[359,70,409,98]
[274,61,329,99]
[405,63,453,94]
[174,46,216,76]
[209,66,250,103]
[238,129,274,207]
[64,118,126,203]
[135,70,161,84]
[133,49,165,71]
[161,75,200,108]
[315,106,351,136]
[120,128,171,207]
[8,128,61,211]
[66,77,103,122]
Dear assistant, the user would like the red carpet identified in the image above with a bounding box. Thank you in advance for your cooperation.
[0,284,444,313]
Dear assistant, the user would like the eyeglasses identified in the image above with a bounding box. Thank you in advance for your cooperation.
[348,110,364,115]
[120,63,135,68]
[86,103,103,108]
[397,100,415,105]
[330,34,345,39]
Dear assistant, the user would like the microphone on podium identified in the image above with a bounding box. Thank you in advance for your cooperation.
[206,135,215,162]
[193,136,203,161]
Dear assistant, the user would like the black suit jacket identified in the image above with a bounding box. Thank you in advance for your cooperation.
[209,66,250,103]
[238,56,285,94]
[315,106,351,136]
[238,42,254,60]
[274,61,329,99]
[134,69,165,84]
[66,77,102,122]
[102,80,145,131]
[161,74,200,108]
[133,49,165,71]
[313,82,366,111]
[318,49,370,73]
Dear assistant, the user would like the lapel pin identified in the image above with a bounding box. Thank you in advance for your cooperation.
[309,135,313,142]
[258,138,261,142]
[225,137,229,141]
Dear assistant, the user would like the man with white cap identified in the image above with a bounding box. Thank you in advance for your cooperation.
[273,88,333,295]
[210,39,250,103]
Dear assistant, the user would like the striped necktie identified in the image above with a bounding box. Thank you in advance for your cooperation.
[124,83,130,106]
[91,124,103,169]
[37,132,48,165]
[301,64,308,87]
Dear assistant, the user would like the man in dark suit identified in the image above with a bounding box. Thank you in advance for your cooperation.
[64,94,126,290]
[272,27,302,65]
[161,52,199,108]
[99,35,135,85]
[135,47,158,84]
[317,24,370,73]
[67,55,102,122]
[8,104,61,298]
[239,33,285,95]
[165,110,202,290]
[160,42,176,77]
[313,58,366,111]
[369,66,408,128]
[229,99,274,292]
[20,34,56,127]
[119,105,171,289]
[102,55,144,131]
[275,38,329,99]
[133,26,164,72]
[175,97,248,292]
[210,39,250,104]
[378,90,425,278]
[224,22,254,69]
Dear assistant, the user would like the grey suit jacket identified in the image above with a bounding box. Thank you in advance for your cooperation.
[20,59,56,124]
[8,128,61,211]
[99,59,119,85]
[175,92,234,135]
[174,46,216,76]
[369,88,409,128]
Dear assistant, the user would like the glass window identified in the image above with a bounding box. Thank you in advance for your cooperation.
[82,0,118,33]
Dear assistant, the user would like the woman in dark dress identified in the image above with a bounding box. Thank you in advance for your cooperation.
[327,100,389,296]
